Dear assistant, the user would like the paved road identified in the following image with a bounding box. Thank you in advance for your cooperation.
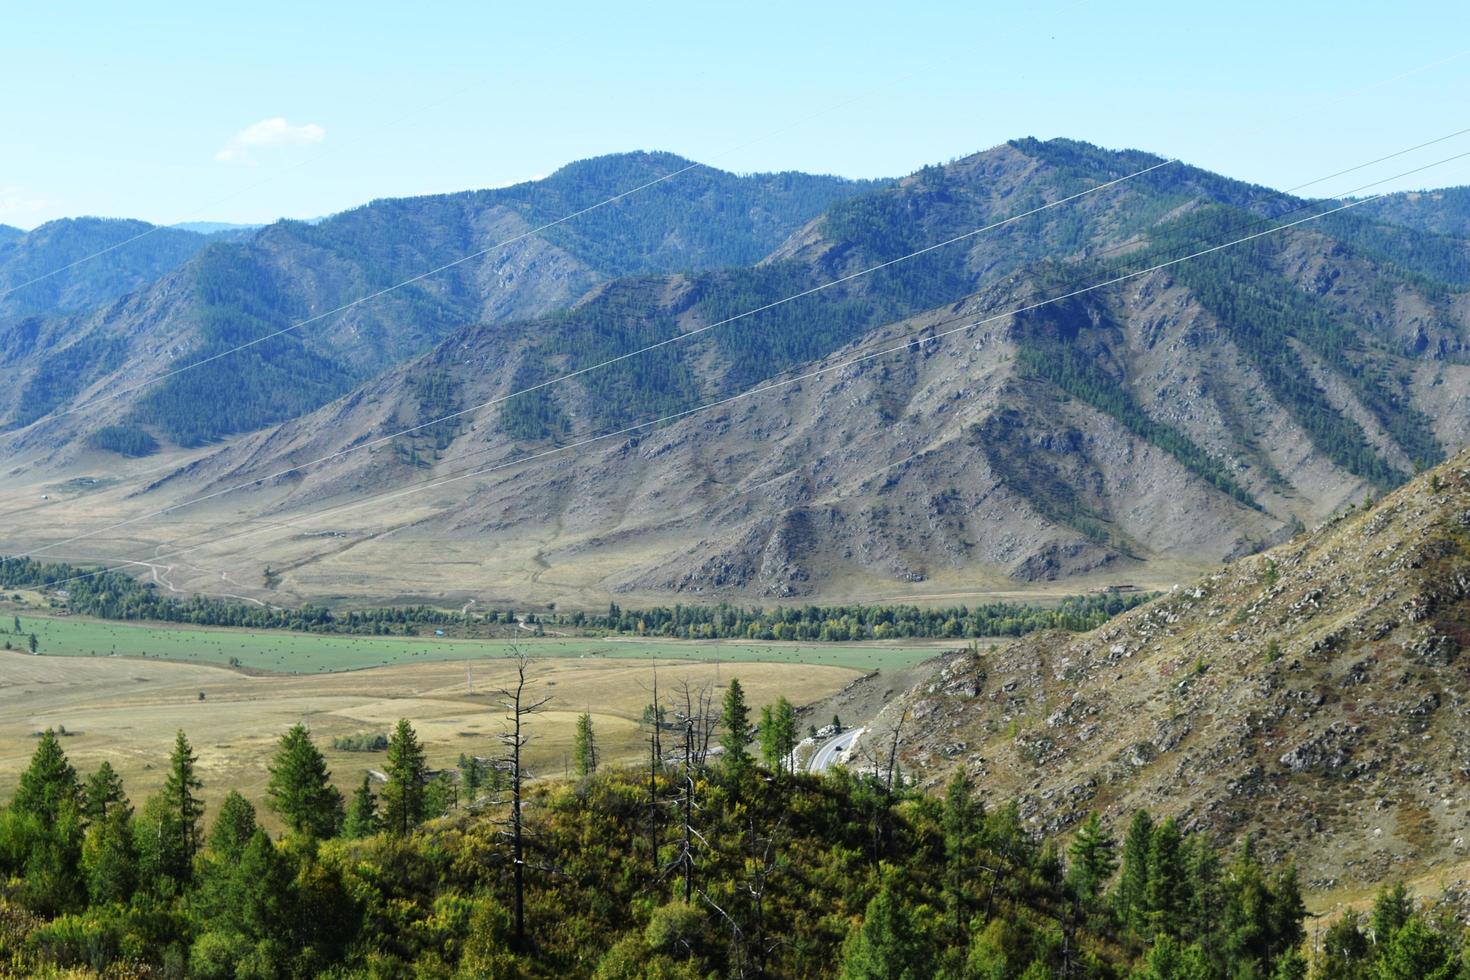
[808,727,864,773]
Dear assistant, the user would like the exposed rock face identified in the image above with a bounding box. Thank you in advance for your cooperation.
[887,451,1470,889]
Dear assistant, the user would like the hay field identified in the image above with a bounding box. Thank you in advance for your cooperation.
[0,648,858,831]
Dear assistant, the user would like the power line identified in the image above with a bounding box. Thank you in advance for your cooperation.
[12,0,1099,425]
[15,158,1176,563]
[22,120,1470,564]
[31,146,1467,594]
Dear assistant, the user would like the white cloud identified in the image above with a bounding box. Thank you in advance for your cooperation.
[215,117,325,164]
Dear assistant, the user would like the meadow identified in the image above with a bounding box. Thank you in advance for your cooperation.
[7,611,953,672]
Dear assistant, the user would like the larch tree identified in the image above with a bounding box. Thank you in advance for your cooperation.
[163,730,204,866]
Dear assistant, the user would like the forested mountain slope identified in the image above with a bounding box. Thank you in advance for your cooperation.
[886,447,1470,890]
[0,153,871,449]
[0,217,238,320]
[84,139,1470,605]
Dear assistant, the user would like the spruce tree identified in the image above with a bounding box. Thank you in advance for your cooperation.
[13,729,80,823]
[266,723,344,838]
[82,761,129,825]
[380,718,427,836]
[1066,811,1117,906]
[573,712,598,777]
[719,678,752,775]
[342,774,379,839]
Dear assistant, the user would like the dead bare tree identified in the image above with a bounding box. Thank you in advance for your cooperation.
[495,647,552,950]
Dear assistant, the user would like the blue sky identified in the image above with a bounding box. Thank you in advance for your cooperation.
[4,0,1469,228]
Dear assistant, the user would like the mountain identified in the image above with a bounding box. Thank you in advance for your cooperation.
[61,138,1469,607]
[884,446,1470,892]
[3,140,1469,608]
[0,217,232,320]
[1361,186,1470,238]
[0,153,873,449]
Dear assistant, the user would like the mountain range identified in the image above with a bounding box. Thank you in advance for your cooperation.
[1,140,1468,608]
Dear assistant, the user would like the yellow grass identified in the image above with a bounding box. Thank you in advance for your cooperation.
[0,649,856,830]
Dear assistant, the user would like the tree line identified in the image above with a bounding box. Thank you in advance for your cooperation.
[0,554,1151,641]
[576,592,1154,640]
[3,661,1456,977]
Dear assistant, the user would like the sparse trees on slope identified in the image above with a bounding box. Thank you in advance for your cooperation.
[266,723,344,838]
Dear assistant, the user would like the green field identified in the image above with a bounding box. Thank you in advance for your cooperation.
[7,613,959,674]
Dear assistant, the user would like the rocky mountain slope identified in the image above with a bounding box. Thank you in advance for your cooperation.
[3,140,1469,607]
[41,140,1464,603]
[883,447,1470,890]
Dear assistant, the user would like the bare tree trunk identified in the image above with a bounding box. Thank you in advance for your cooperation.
[496,649,551,951]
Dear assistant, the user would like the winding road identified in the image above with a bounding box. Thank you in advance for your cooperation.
[808,726,864,773]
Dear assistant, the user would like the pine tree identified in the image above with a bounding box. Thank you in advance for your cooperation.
[342,774,379,839]
[266,723,344,838]
[27,632,37,654]
[380,718,427,836]
[720,678,752,775]
[13,729,80,823]
[1066,811,1117,906]
[209,790,258,860]
[163,730,204,865]
[573,712,598,777]
[82,761,129,825]
[1114,809,1154,935]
